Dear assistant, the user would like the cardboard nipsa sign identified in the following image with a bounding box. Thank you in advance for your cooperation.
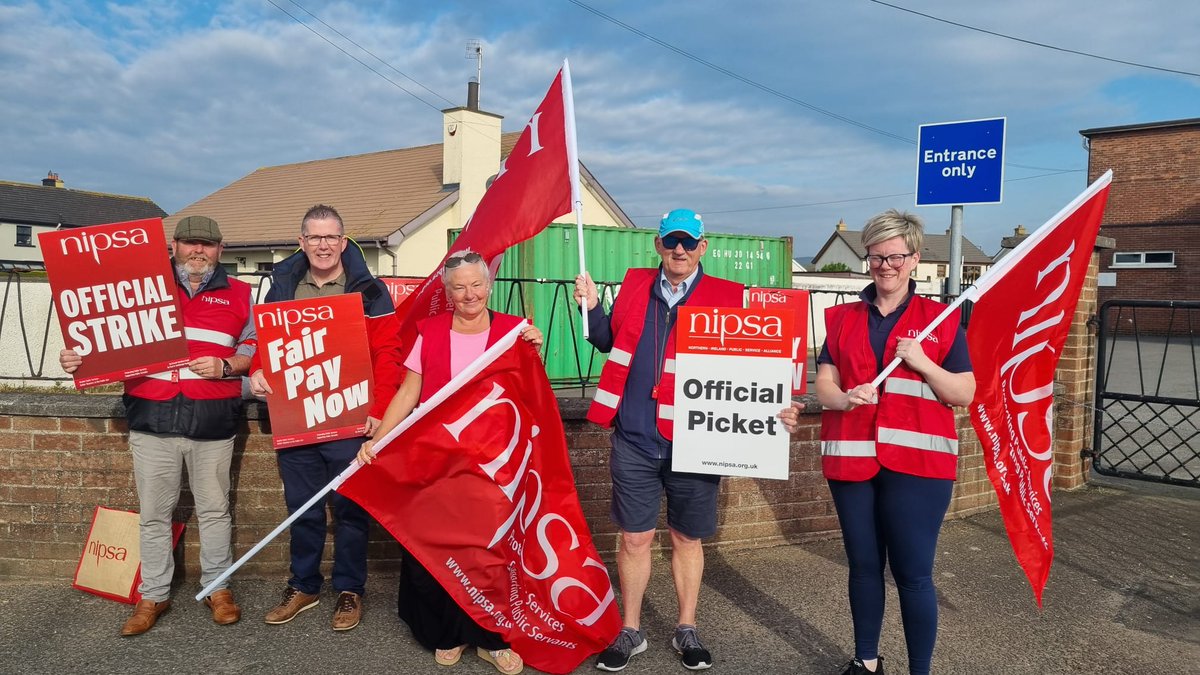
[40,219,190,389]
[73,506,185,604]
[671,306,794,480]
[254,294,374,448]
[747,288,810,395]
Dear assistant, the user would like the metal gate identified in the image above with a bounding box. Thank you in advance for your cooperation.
[1093,300,1199,486]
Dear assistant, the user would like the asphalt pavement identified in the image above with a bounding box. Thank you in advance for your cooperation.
[1,474,1196,674]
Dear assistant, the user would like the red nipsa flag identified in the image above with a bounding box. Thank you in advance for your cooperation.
[967,171,1112,605]
[397,66,574,342]
[336,337,621,673]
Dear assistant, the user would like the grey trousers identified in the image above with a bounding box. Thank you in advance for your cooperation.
[129,430,235,601]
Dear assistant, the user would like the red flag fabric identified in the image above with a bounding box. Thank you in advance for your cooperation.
[967,172,1112,605]
[397,67,573,339]
[337,339,620,673]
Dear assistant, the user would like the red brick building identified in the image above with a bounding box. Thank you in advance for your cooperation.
[1081,118,1200,317]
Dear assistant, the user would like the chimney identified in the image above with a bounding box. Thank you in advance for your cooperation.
[42,171,64,188]
[836,218,846,232]
[467,81,480,111]
[443,81,503,227]
[1014,224,1026,236]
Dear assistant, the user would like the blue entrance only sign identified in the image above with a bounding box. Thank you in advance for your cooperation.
[916,117,1005,206]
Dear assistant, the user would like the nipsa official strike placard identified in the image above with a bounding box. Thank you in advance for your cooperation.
[40,219,190,389]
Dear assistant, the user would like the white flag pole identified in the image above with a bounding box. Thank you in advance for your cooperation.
[868,170,1113,389]
[195,320,529,601]
[562,58,589,339]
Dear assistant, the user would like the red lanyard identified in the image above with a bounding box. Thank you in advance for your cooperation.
[651,299,671,400]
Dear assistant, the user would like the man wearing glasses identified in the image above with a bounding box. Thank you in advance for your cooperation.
[575,209,744,671]
[248,204,404,631]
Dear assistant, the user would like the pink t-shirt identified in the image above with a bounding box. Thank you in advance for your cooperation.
[404,330,491,379]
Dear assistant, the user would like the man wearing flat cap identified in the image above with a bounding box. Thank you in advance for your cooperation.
[60,215,257,636]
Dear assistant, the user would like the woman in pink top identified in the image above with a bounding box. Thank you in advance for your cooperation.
[357,250,541,675]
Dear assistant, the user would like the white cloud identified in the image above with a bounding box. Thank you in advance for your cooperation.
[2,0,1196,259]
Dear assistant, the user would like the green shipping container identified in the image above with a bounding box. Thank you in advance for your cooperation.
[449,223,793,387]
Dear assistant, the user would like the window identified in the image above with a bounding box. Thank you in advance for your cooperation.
[220,263,238,275]
[256,262,274,272]
[963,265,982,283]
[1111,251,1175,269]
[936,264,947,277]
[15,225,33,248]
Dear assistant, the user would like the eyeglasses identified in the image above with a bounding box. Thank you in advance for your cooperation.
[661,235,701,251]
[444,251,484,269]
[863,253,914,268]
[302,234,344,246]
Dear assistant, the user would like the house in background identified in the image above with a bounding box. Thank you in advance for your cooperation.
[168,83,633,279]
[1080,118,1199,310]
[991,224,1029,262]
[808,218,992,285]
[0,172,166,264]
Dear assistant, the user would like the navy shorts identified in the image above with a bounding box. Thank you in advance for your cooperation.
[609,432,722,539]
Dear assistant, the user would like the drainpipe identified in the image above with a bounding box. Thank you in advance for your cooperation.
[379,240,399,276]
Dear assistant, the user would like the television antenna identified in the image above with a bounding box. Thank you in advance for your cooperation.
[466,40,483,100]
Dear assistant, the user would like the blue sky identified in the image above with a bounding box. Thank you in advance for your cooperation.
[3,0,1197,259]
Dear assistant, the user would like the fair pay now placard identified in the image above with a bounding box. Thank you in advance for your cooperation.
[254,294,374,448]
[671,306,794,480]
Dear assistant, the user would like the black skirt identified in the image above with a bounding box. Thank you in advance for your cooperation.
[397,550,508,652]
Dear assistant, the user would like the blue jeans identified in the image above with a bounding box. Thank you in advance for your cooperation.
[828,467,953,675]
[277,438,369,595]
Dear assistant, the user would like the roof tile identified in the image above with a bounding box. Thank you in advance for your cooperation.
[167,134,523,245]
[0,182,166,227]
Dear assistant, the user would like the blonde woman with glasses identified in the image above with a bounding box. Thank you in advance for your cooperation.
[781,209,975,675]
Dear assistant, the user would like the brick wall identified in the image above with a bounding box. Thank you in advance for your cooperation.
[0,394,1004,582]
[1087,125,1200,225]
[0,248,1105,580]
[1087,121,1200,320]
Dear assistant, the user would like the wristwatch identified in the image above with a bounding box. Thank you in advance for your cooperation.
[221,359,233,378]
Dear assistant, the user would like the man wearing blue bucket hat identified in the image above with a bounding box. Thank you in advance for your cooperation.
[575,209,745,671]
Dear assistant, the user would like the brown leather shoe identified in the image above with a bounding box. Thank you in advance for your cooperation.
[331,591,362,631]
[120,599,170,636]
[204,588,241,625]
[264,586,320,625]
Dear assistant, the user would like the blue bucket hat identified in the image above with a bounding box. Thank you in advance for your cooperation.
[658,208,704,239]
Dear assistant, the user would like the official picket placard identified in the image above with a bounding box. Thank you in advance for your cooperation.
[671,306,794,480]
[254,294,374,449]
[39,218,190,389]
[747,288,809,395]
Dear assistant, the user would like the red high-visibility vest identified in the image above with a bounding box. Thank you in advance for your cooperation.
[820,294,961,481]
[416,310,525,403]
[588,268,744,440]
[124,275,252,402]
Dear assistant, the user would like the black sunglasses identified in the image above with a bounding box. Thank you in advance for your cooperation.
[444,251,484,269]
[661,234,701,251]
